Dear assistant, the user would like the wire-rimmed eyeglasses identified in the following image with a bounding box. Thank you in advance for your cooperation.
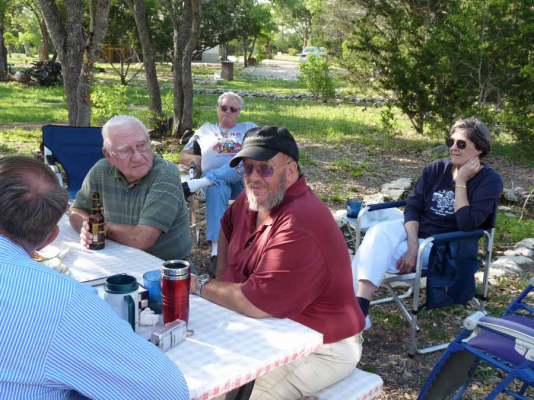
[111,141,152,160]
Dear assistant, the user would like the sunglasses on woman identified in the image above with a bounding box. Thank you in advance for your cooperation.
[237,162,293,178]
[445,138,468,150]
[220,105,239,113]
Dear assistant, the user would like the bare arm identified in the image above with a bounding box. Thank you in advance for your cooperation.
[179,149,202,175]
[190,275,271,319]
[69,206,160,250]
[215,229,229,279]
[105,221,161,251]
[69,206,89,233]
[396,220,420,274]
[454,156,482,212]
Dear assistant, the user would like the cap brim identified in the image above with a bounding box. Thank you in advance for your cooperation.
[229,146,279,167]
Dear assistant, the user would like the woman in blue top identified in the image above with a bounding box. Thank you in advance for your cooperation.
[352,118,503,328]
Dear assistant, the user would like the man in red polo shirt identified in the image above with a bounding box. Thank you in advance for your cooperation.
[190,126,365,400]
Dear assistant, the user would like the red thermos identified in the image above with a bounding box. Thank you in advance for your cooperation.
[161,260,190,324]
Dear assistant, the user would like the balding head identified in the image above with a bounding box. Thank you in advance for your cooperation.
[0,157,69,251]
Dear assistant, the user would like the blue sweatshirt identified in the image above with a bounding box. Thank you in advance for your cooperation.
[404,158,503,239]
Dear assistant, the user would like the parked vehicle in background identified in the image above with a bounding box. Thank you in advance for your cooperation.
[300,47,327,62]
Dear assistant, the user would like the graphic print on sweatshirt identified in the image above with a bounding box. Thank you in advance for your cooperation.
[430,189,455,216]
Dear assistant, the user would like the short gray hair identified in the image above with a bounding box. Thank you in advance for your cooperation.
[450,118,492,158]
[0,157,69,250]
[218,92,244,110]
[102,115,149,149]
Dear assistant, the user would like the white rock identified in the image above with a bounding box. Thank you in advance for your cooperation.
[492,258,524,273]
[505,213,517,218]
[515,239,534,251]
[498,255,533,268]
[363,194,384,205]
[150,140,164,150]
[504,247,534,258]
[381,178,413,191]
[498,205,513,212]
[382,188,406,201]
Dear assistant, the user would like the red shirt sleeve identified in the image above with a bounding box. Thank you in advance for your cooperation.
[220,202,235,242]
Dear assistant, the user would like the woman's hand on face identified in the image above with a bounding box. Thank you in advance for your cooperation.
[455,156,483,184]
[396,248,418,274]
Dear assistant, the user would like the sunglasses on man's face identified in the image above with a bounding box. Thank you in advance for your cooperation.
[220,105,239,113]
[446,138,468,150]
[237,162,292,178]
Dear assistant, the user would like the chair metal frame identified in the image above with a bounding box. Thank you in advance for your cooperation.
[349,200,496,356]
[418,277,534,399]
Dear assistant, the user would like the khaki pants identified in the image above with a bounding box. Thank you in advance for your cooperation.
[250,333,364,400]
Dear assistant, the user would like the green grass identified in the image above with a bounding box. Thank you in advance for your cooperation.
[494,213,534,248]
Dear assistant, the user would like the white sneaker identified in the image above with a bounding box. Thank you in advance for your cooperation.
[364,315,372,331]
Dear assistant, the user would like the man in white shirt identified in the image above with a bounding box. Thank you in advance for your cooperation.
[180,92,257,275]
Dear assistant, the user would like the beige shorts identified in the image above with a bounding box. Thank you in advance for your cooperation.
[250,332,364,400]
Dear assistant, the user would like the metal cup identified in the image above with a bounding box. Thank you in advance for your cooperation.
[161,260,190,325]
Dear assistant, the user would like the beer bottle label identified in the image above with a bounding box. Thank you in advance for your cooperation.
[91,223,105,244]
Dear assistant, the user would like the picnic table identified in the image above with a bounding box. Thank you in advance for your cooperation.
[51,215,323,400]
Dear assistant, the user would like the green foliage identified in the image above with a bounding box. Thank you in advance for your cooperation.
[255,44,267,65]
[494,213,534,248]
[339,0,534,147]
[272,32,302,53]
[91,84,128,126]
[287,48,299,56]
[297,54,335,100]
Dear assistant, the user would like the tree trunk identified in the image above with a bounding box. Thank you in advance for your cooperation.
[166,0,201,138]
[126,0,164,129]
[248,36,257,63]
[40,0,110,126]
[24,42,31,57]
[180,0,201,135]
[221,42,227,61]
[0,13,7,75]
[243,37,248,67]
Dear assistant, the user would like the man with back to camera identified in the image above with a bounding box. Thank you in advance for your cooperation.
[0,156,189,399]
[69,115,193,268]
[189,126,365,399]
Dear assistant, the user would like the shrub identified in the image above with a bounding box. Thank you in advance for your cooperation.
[91,84,128,125]
[287,48,299,56]
[298,55,335,100]
[255,45,267,65]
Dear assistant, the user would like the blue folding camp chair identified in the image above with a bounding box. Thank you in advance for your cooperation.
[346,200,497,355]
[42,125,104,199]
[419,277,534,399]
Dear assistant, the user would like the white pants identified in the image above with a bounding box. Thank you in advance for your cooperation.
[250,333,364,400]
[352,219,432,291]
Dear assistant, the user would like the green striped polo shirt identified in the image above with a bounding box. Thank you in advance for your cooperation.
[73,155,192,261]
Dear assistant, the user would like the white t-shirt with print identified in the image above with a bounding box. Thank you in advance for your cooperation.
[184,122,258,173]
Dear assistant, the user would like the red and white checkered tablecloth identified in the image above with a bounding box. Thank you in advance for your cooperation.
[53,215,324,400]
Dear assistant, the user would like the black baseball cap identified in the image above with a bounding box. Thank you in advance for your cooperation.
[229,126,299,167]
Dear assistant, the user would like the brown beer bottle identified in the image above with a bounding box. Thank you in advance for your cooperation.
[89,191,105,250]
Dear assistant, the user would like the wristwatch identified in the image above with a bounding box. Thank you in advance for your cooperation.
[196,274,212,297]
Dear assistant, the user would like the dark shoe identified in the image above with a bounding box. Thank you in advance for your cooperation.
[209,256,217,278]
[182,182,193,200]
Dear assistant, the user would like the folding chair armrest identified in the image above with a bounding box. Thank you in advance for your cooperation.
[429,229,485,245]
[367,200,407,212]
[464,312,534,361]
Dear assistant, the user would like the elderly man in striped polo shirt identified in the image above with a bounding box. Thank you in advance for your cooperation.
[69,115,193,268]
[0,156,189,399]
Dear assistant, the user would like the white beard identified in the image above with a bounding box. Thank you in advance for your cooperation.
[246,173,287,212]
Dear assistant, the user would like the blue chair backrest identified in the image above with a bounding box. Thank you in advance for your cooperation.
[42,125,104,198]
